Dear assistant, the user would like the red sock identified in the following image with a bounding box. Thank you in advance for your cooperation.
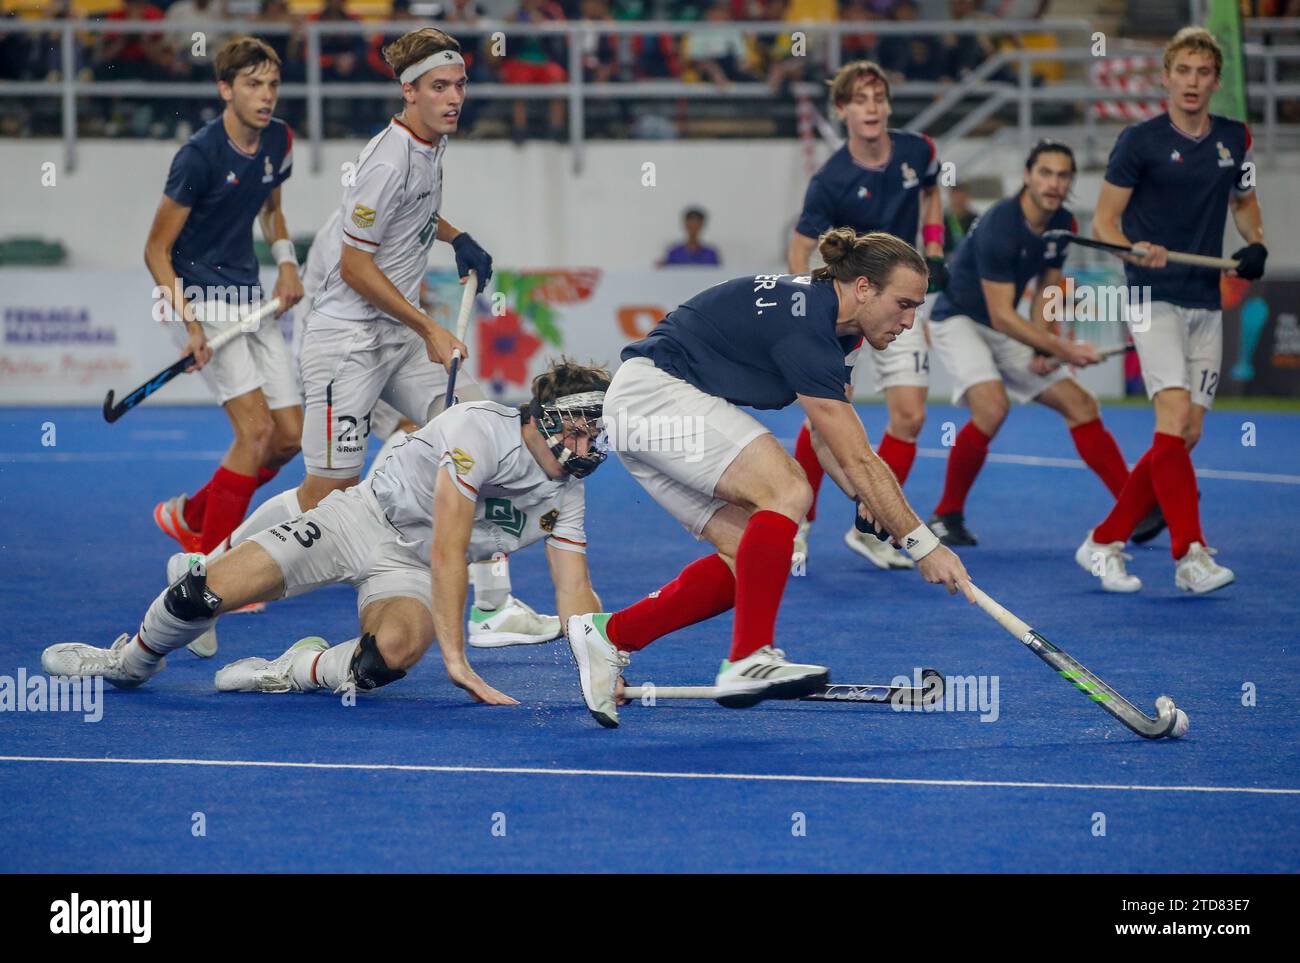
[199,466,260,553]
[877,432,917,486]
[1094,450,1156,543]
[793,423,824,521]
[1070,418,1129,498]
[1149,432,1204,559]
[182,482,210,531]
[257,466,279,488]
[607,554,735,652]
[934,422,990,517]
[730,511,797,662]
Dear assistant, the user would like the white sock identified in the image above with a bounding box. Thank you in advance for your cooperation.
[470,558,511,611]
[208,487,303,560]
[364,429,410,483]
[300,638,360,691]
[137,590,216,658]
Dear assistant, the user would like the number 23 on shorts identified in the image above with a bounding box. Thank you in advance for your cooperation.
[279,517,322,548]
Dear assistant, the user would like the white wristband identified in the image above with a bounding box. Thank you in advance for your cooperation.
[901,524,940,561]
[271,239,297,267]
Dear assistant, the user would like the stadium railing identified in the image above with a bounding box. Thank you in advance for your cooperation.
[0,17,1296,176]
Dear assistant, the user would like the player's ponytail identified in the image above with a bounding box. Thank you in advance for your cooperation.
[812,228,927,290]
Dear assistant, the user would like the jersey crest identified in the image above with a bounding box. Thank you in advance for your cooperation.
[351,203,376,229]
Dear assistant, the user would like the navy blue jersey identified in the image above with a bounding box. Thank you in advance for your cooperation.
[164,116,294,294]
[621,274,861,410]
[931,195,1075,326]
[794,131,939,244]
[1104,114,1253,310]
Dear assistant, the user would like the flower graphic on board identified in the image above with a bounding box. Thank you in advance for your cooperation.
[479,310,542,386]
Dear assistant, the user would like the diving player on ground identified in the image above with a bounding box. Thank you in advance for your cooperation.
[1076,26,1264,594]
[42,361,609,704]
[147,35,305,556]
[925,140,1130,547]
[788,61,947,571]
[566,230,973,728]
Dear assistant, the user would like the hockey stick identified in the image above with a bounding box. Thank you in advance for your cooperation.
[1044,342,1133,371]
[623,668,944,707]
[968,583,1181,739]
[102,297,282,423]
[442,269,478,411]
[1042,230,1238,271]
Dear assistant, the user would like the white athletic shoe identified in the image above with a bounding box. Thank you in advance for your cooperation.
[714,646,829,709]
[565,613,629,728]
[468,595,561,647]
[41,633,164,689]
[167,552,220,657]
[214,636,329,693]
[1074,531,1142,593]
[1175,542,1235,595]
[791,519,811,568]
[844,527,915,570]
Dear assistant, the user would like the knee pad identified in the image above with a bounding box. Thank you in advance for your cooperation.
[348,632,406,691]
[163,557,223,622]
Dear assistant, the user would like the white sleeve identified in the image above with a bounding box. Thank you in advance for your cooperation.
[546,481,587,554]
[340,159,403,253]
[434,411,500,503]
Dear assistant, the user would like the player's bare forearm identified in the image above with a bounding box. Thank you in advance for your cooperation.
[807,422,858,499]
[339,245,439,340]
[1230,192,1265,246]
[787,232,816,274]
[429,476,475,673]
[435,216,461,244]
[1092,181,1132,248]
[144,195,195,325]
[921,186,944,257]
[1029,268,1063,331]
[257,189,292,245]
[801,395,922,541]
[547,542,601,629]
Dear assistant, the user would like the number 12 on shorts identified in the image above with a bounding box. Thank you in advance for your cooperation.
[1199,369,1218,397]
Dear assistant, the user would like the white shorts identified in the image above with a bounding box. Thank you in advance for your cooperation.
[605,357,768,538]
[929,313,1072,406]
[170,298,300,409]
[1127,300,1223,409]
[299,314,483,479]
[861,302,931,392]
[249,484,430,615]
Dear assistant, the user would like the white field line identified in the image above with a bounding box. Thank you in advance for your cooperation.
[1,755,1298,796]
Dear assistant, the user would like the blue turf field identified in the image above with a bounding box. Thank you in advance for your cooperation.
[1,402,1298,872]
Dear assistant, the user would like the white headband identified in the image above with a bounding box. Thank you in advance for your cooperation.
[399,49,466,85]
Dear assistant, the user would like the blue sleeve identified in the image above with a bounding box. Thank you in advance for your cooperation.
[771,331,849,402]
[973,210,1017,284]
[1104,125,1143,189]
[794,175,836,240]
[163,144,210,208]
[920,135,940,189]
[275,125,294,187]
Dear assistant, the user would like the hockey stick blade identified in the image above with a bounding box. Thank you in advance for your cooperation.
[968,583,1178,739]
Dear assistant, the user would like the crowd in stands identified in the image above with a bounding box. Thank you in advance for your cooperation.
[0,0,1043,138]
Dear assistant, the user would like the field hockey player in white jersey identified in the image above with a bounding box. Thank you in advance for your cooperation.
[42,360,611,705]
[198,27,562,649]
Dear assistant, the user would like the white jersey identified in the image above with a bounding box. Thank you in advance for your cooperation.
[367,401,588,563]
[311,117,447,326]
